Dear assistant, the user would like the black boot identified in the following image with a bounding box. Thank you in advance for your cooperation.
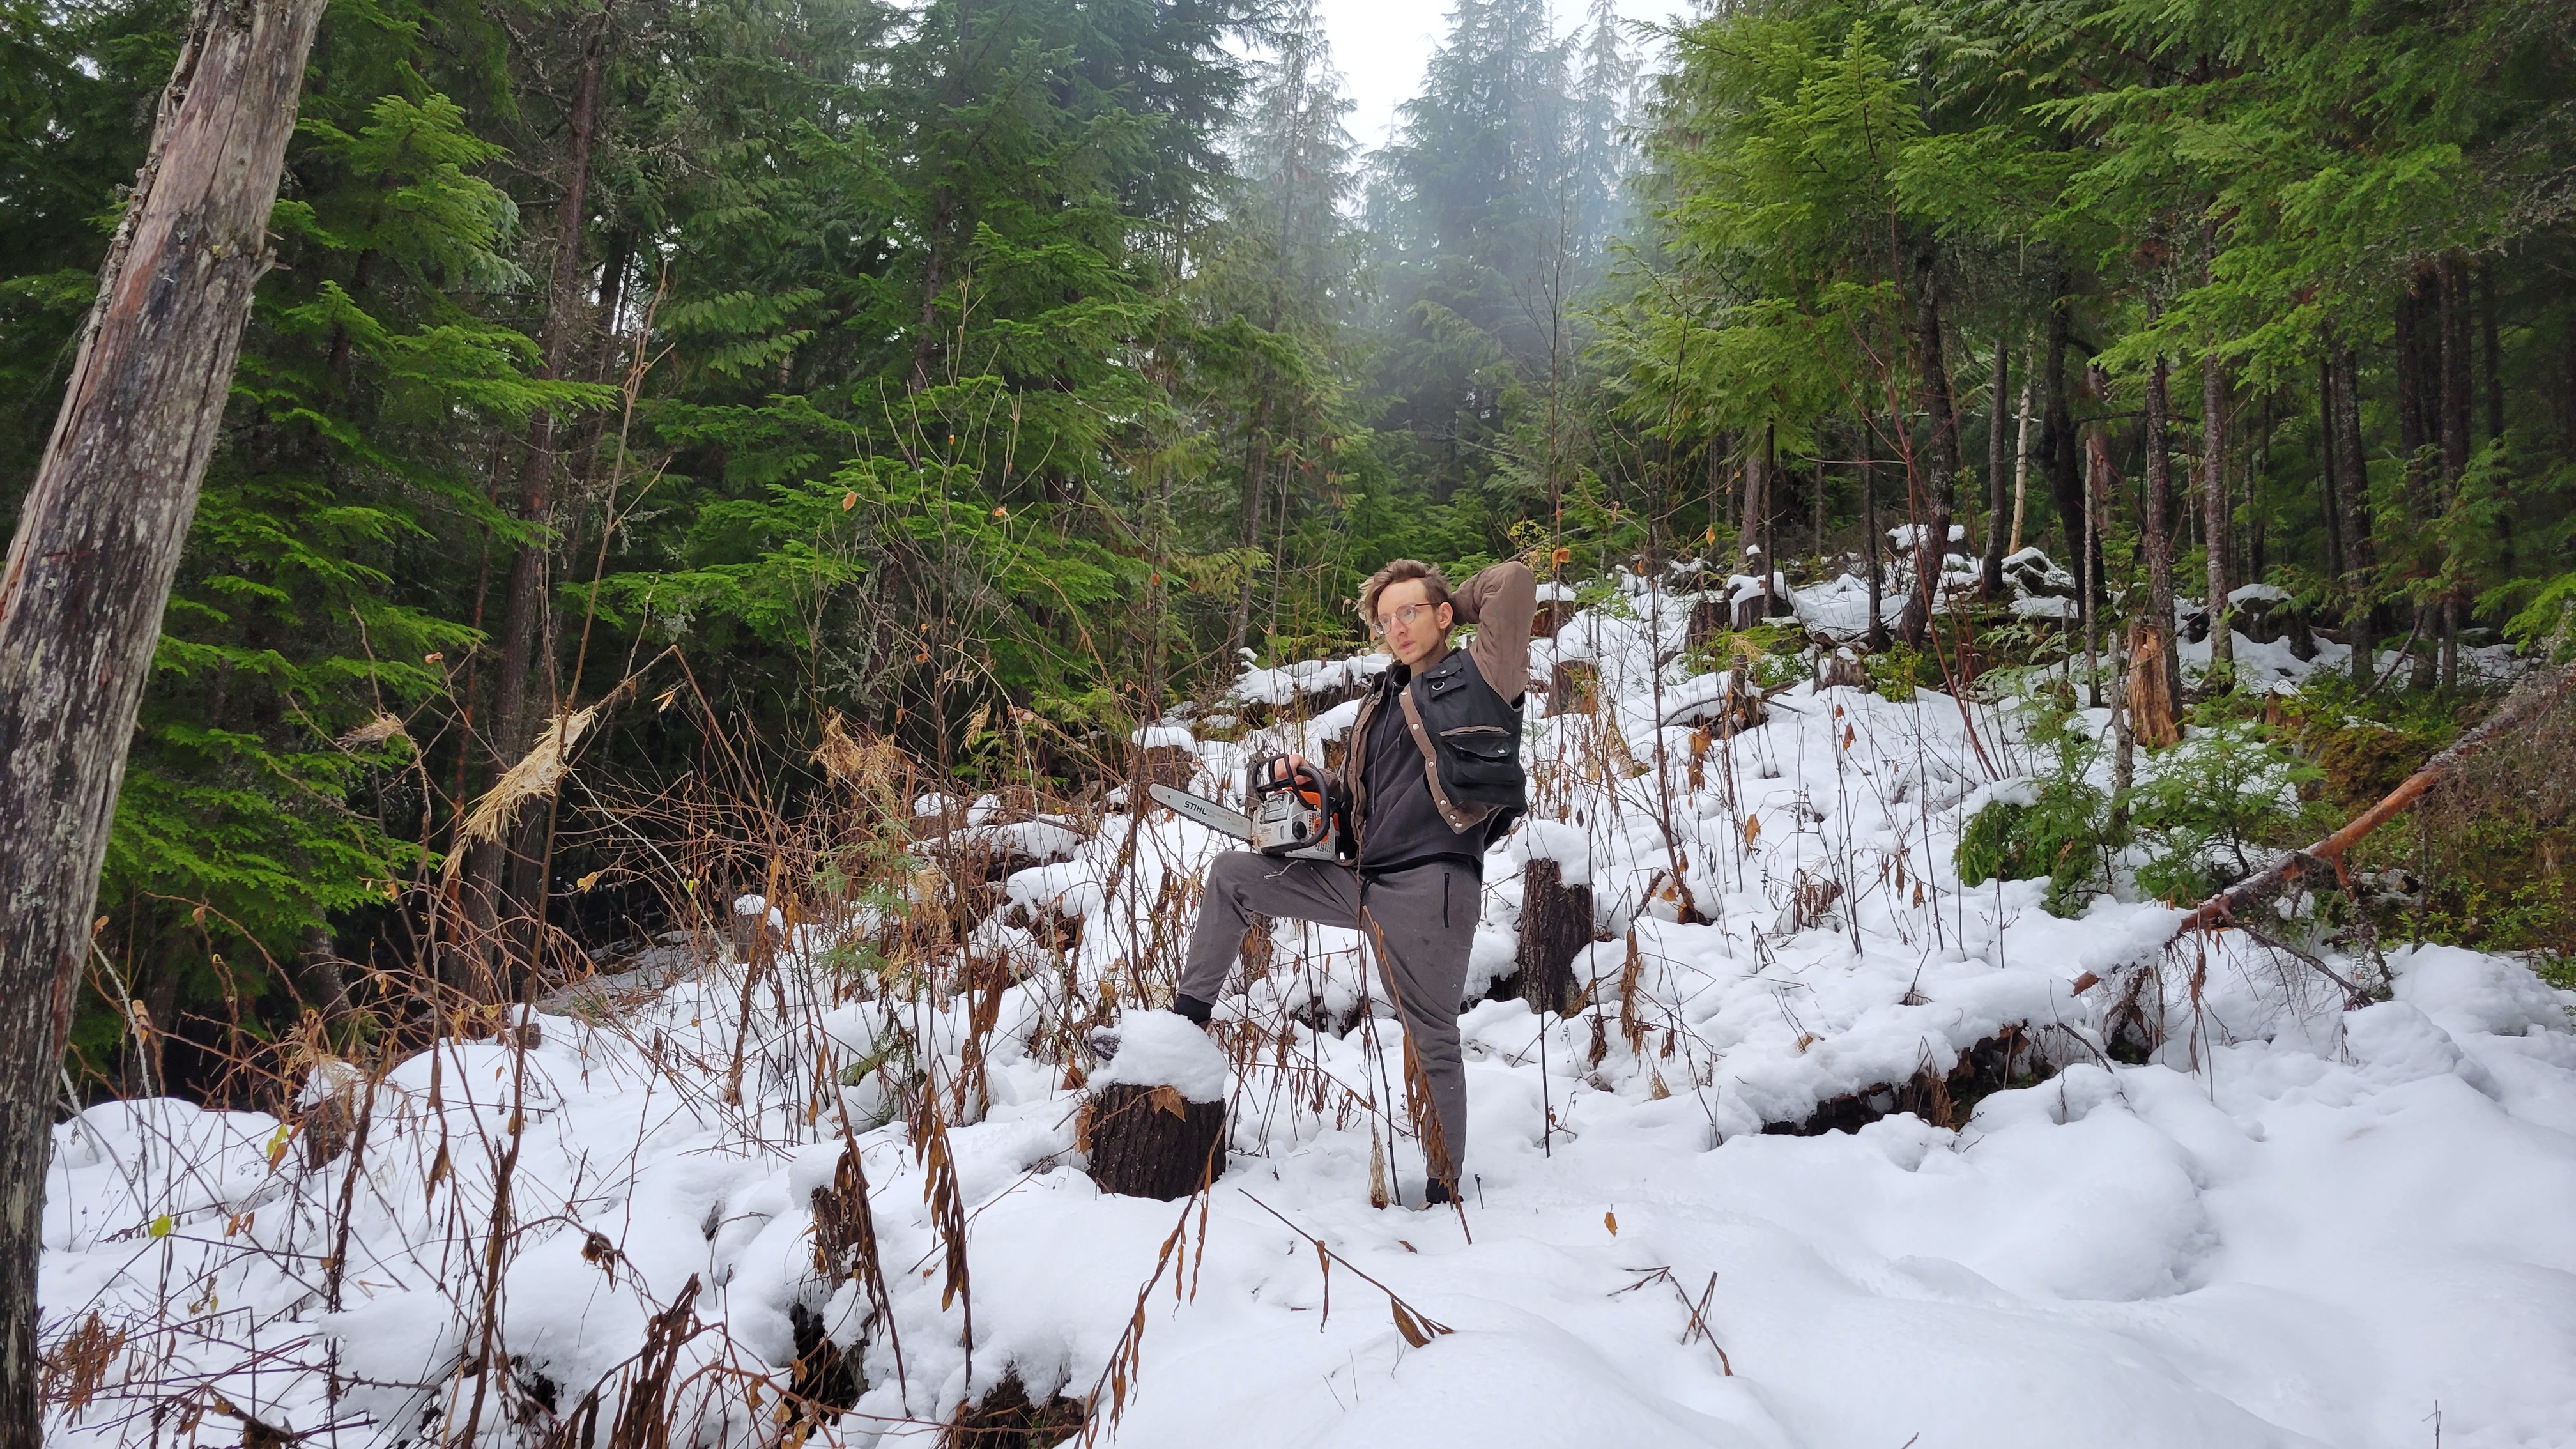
[1423,1177,1457,1207]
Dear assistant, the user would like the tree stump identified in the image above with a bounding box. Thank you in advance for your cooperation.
[1132,743,1196,789]
[1532,600,1574,639]
[2126,628,2182,749]
[1687,596,1730,652]
[1082,1084,1227,1200]
[1515,858,1594,1016]
[1081,1011,1230,1199]
[1545,660,1598,717]
[730,893,783,960]
[1816,649,1867,692]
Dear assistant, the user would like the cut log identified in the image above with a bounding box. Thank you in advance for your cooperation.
[1082,1084,1227,1200]
[1515,857,1595,1016]
[1761,1027,2050,1135]
[1532,600,1574,639]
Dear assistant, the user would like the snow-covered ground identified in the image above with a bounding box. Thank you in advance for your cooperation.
[38,574,2576,1448]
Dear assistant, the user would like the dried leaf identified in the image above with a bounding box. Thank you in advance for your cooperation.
[447,705,599,864]
[1316,1240,1330,1330]
[2071,971,2102,994]
[1604,1209,1618,1237]
[1391,1299,1433,1348]
[1149,1084,1188,1119]
[1743,814,1761,846]
[334,712,410,750]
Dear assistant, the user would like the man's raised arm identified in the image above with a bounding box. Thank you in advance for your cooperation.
[1452,560,1537,703]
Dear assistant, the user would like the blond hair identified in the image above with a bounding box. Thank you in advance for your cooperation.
[1356,558,1455,631]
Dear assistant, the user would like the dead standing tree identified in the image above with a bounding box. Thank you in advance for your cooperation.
[0,0,328,1439]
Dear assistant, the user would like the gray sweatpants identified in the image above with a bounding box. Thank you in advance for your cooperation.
[1181,852,1475,1183]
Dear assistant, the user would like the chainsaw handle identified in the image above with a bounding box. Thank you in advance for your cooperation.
[1251,754,1328,807]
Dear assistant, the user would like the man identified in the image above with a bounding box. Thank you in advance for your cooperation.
[1170,558,1535,1204]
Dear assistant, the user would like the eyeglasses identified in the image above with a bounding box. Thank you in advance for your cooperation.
[1373,602,1437,635]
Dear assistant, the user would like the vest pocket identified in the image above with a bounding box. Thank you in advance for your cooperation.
[1438,724,1519,791]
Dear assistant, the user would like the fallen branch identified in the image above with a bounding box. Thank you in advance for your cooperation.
[2177,659,2576,941]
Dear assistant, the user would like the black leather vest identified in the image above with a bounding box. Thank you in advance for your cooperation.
[1348,646,1527,868]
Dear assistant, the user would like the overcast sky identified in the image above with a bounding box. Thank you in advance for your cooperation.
[1308,0,1690,148]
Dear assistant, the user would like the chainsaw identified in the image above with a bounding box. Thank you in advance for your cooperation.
[1149,756,1344,861]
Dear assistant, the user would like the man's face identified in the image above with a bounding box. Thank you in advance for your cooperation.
[1375,579,1453,670]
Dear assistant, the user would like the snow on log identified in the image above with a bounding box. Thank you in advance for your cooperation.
[1761,1025,2052,1135]
[1082,1011,1229,1200]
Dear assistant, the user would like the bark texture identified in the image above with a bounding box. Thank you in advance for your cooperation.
[0,0,327,1436]
[1082,1084,1226,1200]
[1515,857,1594,1016]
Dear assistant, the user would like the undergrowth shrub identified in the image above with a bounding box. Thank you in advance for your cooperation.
[1956,700,2106,916]
[1866,643,1923,702]
[2128,723,2324,904]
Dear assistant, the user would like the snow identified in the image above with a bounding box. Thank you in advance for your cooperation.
[1230,654,1390,709]
[1131,725,1196,748]
[37,566,2576,1449]
[1090,1011,1229,1101]
[2229,582,2293,606]
[1503,817,1593,887]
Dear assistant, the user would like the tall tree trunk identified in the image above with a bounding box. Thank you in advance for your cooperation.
[2439,254,2472,688]
[910,188,955,394]
[2039,273,2094,607]
[1227,395,1271,666]
[464,6,615,990]
[2083,426,2112,708]
[1741,424,1770,606]
[2439,254,2473,487]
[2478,259,2503,445]
[1862,420,1887,650]
[2331,341,2377,686]
[2009,379,2033,555]
[1902,239,1961,643]
[2142,349,2179,709]
[1981,333,2009,597]
[2203,355,2234,686]
[0,0,326,1436]
[2319,354,2344,585]
[2397,271,2437,691]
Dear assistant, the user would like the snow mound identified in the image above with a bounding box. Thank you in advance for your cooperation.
[1092,1011,1229,1101]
